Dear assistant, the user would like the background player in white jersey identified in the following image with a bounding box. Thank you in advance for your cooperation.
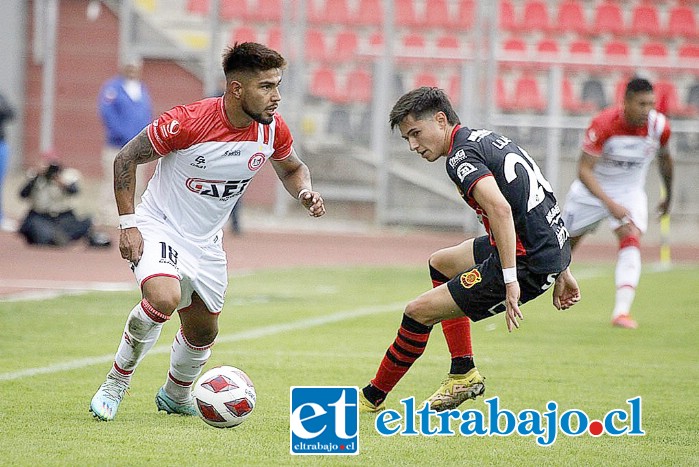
[562,78,673,330]
[359,87,580,413]
[90,42,326,421]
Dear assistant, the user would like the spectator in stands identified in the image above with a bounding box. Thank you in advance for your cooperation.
[97,56,153,226]
[562,78,673,330]
[0,90,16,232]
[18,160,111,248]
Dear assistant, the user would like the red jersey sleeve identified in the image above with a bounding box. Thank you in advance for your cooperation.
[271,114,294,160]
[659,120,671,147]
[147,105,193,156]
[581,113,608,157]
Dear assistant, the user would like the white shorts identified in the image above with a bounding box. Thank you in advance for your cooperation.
[562,180,648,237]
[132,216,228,313]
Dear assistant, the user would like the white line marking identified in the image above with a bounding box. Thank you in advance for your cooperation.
[0,302,404,381]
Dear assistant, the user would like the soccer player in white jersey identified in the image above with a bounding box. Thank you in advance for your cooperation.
[90,42,326,421]
[562,78,673,329]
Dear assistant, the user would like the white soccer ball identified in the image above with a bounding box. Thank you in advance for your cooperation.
[192,365,256,428]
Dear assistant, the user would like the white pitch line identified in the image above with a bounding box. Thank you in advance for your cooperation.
[0,302,405,382]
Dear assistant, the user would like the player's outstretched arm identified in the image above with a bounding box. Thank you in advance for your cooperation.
[552,267,581,310]
[271,148,325,217]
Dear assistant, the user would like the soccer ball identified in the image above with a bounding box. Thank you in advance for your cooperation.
[192,365,256,428]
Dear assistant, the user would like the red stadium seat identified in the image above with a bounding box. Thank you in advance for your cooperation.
[629,1,661,37]
[311,0,352,25]
[535,38,560,59]
[512,73,547,113]
[401,32,426,51]
[640,41,668,63]
[456,0,476,30]
[187,0,208,15]
[305,29,328,62]
[333,30,359,63]
[354,0,383,26]
[395,0,419,28]
[250,0,282,22]
[221,0,249,21]
[499,0,517,32]
[678,42,699,62]
[435,35,462,62]
[603,40,630,67]
[521,0,551,33]
[345,68,373,103]
[425,0,451,29]
[654,80,698,118]
[568,38,595,69]
[501,37,528,69]
[229,25,257,45]
[413,71,440,89]
[368,31,384,51]
[265,27,282,51]
[555,0,589,35]
[666,6,699,40]
[592,1,626,36]
[309,67,339,101]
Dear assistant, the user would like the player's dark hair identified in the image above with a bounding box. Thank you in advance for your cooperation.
[389,87,460,130]
[222,42,287,79]
[625,77,653,99]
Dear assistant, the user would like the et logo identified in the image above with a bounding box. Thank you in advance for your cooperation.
[290,387,359,455]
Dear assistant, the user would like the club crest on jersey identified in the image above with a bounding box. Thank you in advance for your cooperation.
[186,177,252,201]
[460,269,482,289]
[248,153,266,171]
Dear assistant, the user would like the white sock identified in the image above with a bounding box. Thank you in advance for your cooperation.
[612,246,641,318]
[164,328,212,403]
[109,299,169,381]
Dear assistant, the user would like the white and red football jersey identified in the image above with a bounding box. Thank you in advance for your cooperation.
[581,107,670,194]
[140,97,293,241]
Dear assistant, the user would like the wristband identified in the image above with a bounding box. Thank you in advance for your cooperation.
[118,214,138,230]
[297,188,312,200]
[502,267,517,284]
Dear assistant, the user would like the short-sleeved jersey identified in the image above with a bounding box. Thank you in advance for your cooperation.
[581,107,670,194]
[142,96,293,241]
[446,126,571,274]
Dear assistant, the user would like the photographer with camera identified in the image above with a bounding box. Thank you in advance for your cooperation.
[18,162,111,247]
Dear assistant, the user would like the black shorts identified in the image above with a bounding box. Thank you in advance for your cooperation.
[446,236,560,322]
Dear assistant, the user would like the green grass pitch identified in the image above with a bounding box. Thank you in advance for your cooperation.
[0,264,697,465]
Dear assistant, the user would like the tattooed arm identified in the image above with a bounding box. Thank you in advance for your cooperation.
[114,128,161,216]
[113,128,161,263]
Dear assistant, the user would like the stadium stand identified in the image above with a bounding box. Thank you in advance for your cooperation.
[456,0,476,30]
[499,0,517,31]
[395,0,419,28]
[229,25,257,44]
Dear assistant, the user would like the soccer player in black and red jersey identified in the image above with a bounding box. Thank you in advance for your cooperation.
[359,87,581,413]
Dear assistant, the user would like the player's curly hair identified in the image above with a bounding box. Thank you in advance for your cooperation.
[222,42,287,78]
[389,87,460,130]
